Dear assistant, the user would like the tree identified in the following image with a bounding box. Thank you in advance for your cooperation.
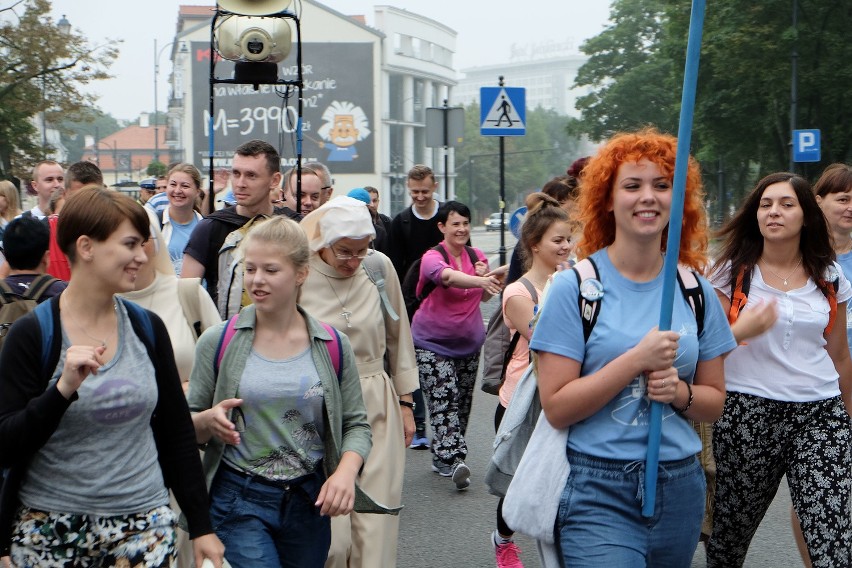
[0,0,119,180]
[571,0,852,223]
[146,160,167,177]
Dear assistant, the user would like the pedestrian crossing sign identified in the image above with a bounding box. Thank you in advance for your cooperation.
[480,87,526,136]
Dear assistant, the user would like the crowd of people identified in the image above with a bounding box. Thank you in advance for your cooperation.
[0,132,850,568]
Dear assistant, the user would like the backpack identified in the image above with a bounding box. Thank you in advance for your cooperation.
[214,313,343,382]
[727,266,838,335]
[0,274,58,352]
[401,244,479,321]
[480,277,538,395]
[360,251,400,322]
[572,257,706,341]
[217,216,268,319]
[177,277,205,340]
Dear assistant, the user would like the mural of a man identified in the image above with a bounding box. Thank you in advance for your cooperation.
[318,100,371,162]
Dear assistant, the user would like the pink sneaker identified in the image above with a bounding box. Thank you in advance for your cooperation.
[494,540,524,568]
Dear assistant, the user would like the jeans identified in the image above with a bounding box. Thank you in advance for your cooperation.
[210,464,330,568]
[557,451,705,568]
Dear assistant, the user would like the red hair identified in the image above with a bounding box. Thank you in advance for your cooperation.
[575,128,709,271]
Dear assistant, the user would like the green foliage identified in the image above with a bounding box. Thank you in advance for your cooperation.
[571,0,852,224]
[146,159,167,177]
[455,103,583,224]
[60,109,121,162]
[0,0,120,179]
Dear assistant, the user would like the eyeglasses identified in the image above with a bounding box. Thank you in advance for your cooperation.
[330,243,368,261]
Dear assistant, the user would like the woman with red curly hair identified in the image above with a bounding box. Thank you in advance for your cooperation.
[529,129,735,566]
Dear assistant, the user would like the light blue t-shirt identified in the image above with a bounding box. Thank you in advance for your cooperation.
[167,217,199,277]
[530,248,736,461]
[837,250,852,352]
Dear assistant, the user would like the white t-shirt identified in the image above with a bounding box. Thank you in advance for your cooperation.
[711,262,852,402]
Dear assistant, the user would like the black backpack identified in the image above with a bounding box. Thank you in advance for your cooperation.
[401,244,479,321]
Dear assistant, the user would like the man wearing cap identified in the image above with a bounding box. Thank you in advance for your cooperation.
[143,175,169,216]
[138,177,157,206]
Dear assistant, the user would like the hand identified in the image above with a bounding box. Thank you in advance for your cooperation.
[401,405,415,447]
[484,264,508,282]
[204,398,244,446]
[192,533,225,568]
[631,327,680,373]
[645,368,679,404]
[734,298,778,342]
[480,275,503,296]
[56,344,107,398]
[316,463,358,517]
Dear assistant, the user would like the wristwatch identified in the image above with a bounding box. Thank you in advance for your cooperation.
[398,400,415,410]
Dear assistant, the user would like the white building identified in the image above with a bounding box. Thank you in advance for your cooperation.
[164,2,458,215]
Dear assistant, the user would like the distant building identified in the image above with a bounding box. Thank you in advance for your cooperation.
[455,44,589,117]
[80,117,168,185]
[164,1,459,216]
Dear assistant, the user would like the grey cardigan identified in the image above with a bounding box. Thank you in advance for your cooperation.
[188,304,398,514]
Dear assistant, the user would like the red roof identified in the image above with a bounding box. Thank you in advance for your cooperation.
[81,125,169,172]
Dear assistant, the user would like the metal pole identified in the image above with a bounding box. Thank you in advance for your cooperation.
[208,14,217,215]
[789,0,798,173]
[154,39,159,169]
[498,76,506,266]
[443,98,449,198]
[643,0,706,518]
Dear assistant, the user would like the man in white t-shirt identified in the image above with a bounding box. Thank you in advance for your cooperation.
[26,161,64,219]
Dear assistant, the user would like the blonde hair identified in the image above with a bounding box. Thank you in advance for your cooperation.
[242,216,310,271]
[0,180,22,221]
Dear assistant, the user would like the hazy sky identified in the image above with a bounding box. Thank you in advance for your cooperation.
[46,0,612,120]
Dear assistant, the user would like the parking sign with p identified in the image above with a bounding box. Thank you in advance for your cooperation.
[793,129,821,163]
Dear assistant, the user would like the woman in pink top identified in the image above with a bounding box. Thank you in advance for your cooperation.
[492,192,572,567]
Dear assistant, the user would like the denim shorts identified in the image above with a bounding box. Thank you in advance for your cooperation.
[210,464,330,568]
[557,450,705,568]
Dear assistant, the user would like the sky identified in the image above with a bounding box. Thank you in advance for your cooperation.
[45,0,612,121]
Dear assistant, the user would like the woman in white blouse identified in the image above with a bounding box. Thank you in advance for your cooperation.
[707,172,852,567]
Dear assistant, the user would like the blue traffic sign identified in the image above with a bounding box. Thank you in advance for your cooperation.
[480,87,526,136]
[509,206,527,239]
[793,129,821,163]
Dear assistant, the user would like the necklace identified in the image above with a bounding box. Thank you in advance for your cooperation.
[62,296,117,348]
[760,256,803,287]
[322,273,356,328]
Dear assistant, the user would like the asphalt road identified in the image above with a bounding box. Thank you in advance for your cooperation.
[396,228,802,567]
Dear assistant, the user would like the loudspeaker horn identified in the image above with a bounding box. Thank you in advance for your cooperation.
[217,0,291,16]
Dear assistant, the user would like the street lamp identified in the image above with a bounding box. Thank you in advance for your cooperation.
[57,14,71,35]
[153,39,175,169]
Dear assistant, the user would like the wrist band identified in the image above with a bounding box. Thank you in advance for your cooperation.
[673,381,694,414]
[398,400,415,410]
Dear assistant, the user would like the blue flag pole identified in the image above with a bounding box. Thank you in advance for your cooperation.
[642,0,706,519]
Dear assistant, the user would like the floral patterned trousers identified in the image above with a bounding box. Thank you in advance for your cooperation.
[415,348,479,467]
[10,504,176,568]
[707,392,852,568]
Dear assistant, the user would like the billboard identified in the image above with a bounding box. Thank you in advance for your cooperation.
[190,42,375,174]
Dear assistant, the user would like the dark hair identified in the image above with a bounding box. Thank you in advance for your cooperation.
[234,139,280,175]
[814,163,852,197]
[436,200,471,224]
[712,172,834,290]
[520,192,570,270]
[407,164,435,183]
[65,161,103,190]
[3,216,49,270]
[567,156,590,178]
[57,187,150,264]
[541,175,579,203]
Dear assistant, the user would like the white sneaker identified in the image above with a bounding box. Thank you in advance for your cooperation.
[451,461,470,490]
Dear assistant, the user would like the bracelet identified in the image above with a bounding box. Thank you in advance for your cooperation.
[398,400,415,410]
[673,381,694,415]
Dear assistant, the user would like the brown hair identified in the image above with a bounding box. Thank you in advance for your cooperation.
[407,164,435,184]
[520,192,570,270]
[813,163,852,197]
[57,187,150,263]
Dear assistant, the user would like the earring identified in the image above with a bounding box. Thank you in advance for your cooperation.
[533,247,540,253]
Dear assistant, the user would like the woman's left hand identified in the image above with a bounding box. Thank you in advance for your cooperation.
[316,469,357,517]
[401,405,415,447]
[192,533,226,568]
[645,367,679,404]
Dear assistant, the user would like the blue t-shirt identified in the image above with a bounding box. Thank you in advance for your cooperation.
[529,248,736,461]
[167,217,199,277]
[837,250,852,353]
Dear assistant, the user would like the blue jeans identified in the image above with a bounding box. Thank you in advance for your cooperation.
[557,450,705,567]
[209,464,330,568]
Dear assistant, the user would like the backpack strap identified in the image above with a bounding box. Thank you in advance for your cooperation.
[675,265,705,337]
[177,277,204,339]
[728,267,751,325]
[319,321,343,383]
[415,245,450,304]
[464,245,480,266]
[22,274,58,302]
[817,278,839,336]
[35,300,54,374]
[571,257,601,342]
[517,276,539,305]
[0,280,17,304]
[214,314,239,377]
[361,252,400,322]
[119,298,156,347]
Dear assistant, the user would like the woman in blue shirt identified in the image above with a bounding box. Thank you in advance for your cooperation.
[529,129,735,567]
